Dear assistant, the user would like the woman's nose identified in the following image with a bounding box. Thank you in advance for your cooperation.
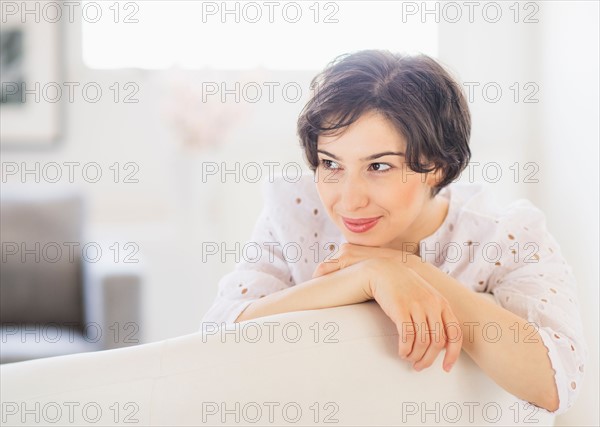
[340,174,369,211]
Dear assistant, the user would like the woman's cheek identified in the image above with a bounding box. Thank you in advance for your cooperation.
[316,184,337,217]
[385,176,421,208]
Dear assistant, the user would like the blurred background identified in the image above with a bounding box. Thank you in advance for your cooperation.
[0,1,597,425]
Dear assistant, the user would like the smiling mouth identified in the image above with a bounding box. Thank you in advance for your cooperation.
[341,216,381,233]
[341,216,382,225]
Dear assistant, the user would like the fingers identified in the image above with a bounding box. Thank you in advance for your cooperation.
[312,264,323,278]
[405,309,462,372]
[396,313,414,358]
[412,314,446,371]
[312,258,339,278]
[441,305,463,372]
[314,243,396,278]
[404,310,430,363]
[368,260,462,372]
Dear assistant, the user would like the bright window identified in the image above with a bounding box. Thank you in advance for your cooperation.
[82,1,438,70]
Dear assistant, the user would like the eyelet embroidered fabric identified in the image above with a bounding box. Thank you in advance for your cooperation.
[200,173,588,415]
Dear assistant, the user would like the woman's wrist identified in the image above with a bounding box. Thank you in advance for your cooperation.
[361,258,392,300]
[394,250,422,271]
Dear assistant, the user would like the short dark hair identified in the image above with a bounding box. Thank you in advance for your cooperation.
[297,49,472,198]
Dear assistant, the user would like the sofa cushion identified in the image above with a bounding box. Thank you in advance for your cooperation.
[0,191,84,325]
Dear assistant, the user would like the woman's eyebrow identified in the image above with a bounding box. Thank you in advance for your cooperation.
[317,149,405,161]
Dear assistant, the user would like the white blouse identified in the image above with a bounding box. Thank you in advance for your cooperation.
[200,172,588,416]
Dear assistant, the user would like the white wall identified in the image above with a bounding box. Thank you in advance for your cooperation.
[536,3,598,426]
[439,2,599,425]
[2,16,319,343]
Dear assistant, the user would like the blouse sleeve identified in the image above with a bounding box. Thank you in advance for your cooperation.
[199,182,294,331]
[486,202,589,416]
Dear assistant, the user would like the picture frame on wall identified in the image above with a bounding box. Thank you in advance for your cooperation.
[0,15,63,148]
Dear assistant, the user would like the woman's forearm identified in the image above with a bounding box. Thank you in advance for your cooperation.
[407,258,560,412]
[235,261,372,322]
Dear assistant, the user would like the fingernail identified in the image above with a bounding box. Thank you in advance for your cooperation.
[444,363,453,372]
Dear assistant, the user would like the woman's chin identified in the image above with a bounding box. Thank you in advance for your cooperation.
[341,235,382,247]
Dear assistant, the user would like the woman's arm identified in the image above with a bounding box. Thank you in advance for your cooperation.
[407,258,560,413]
[315,244,586,413]
[235,257,463,374]
[235,259,372,322]
[311,242,573,413]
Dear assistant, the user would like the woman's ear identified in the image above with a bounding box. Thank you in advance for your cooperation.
[424,166,443,188]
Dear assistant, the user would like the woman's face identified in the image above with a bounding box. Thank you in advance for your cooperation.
[315,110,448,253]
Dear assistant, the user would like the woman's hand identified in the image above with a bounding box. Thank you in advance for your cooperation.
[312,242,419,278]
[352,255,463,373]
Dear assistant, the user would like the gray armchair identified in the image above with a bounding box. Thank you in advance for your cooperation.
[0,186,143,364]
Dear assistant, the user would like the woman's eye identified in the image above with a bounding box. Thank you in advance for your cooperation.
[319,159,392,174]
[320,159,339,170]
[370,163,391,173]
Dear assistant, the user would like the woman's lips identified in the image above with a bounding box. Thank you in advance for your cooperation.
[342,216,381,233]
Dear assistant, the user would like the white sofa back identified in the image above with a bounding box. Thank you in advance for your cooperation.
[1,295,556,426]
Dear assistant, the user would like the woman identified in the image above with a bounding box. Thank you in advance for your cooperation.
[200,50,587,416]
